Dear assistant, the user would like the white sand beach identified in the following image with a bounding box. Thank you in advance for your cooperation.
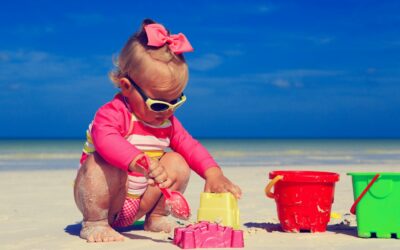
[1,164,400,250]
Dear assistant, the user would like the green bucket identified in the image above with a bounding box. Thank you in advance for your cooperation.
[347,172,400,239]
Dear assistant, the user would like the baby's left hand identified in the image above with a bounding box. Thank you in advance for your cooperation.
[147,157,172,189]
[204,167,242,199]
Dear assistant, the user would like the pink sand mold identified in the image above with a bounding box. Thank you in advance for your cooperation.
[173,221,244,249]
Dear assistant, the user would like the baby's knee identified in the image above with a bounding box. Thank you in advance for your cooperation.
[77,153,127,190]
[161,152,191,182]
[75,154,128,219]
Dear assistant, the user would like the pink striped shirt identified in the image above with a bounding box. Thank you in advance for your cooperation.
[80,94,217,178]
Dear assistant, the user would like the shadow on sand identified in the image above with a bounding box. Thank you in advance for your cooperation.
[64,222,82,236]
[243,222,283,232]
[243,221,358,237]
[64,221,145,236]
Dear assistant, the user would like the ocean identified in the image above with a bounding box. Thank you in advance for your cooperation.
[1,139,400,171]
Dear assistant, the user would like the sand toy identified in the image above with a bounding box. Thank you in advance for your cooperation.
[197,192,240,229]
[173,221,244,248]
[348,172,400,238]
[265,170,339,232]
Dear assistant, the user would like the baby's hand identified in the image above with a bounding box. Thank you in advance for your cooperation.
[130,154,172,188]
[204,167,242,199]
[146,157,172,189]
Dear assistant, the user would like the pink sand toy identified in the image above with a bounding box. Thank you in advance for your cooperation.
[173,221,244,249]
[136,155,191,220]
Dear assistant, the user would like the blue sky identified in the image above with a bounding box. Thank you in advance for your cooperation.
[1,0,399,138]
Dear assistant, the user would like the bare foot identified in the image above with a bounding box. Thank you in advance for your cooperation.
[144,215,176,233]
[80,220,125,243]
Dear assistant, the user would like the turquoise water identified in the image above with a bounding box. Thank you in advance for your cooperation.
[1,139,400,171]
[202,139,400,166]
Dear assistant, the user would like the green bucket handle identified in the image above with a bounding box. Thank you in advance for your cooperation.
[350,173,380,215]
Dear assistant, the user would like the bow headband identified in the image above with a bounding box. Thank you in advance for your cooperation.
[144,24,193,54]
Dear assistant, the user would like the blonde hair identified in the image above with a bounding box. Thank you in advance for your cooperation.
[109,19,189,90]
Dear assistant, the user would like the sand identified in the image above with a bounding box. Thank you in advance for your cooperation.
[1,164,400,250]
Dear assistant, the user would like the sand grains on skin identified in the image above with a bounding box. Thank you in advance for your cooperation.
[81,221,125,243]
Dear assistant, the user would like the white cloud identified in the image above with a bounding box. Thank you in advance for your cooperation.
[0,53,8,62]
[0,50,49,62]
[188,53,223,71]
[386,40,400,47]
[8,83,22,91]
[272,69,343,78]
[245,69,343,88]
[222,50,245,57]
[0,49,114,100]
[272,78,290,88]
[306,36,334,45]
[366,68,377,74]
[258,4,276,13]
[189,69,344,93]
[12,24,55,36]
[0,50,80,82]
[289,34,335,45]
[205,2,277,15]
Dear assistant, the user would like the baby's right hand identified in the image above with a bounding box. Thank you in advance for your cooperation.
[145,157,172,189]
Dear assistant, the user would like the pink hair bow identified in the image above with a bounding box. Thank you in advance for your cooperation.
[144,24,193,54]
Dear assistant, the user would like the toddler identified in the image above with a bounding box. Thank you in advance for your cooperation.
[74,19,242,243]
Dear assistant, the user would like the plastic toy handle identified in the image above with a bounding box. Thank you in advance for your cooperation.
[136,155,172,199]
[350,173,380,215]
[136,154,151,171]
[265,175,283,199]
[159,186,172,199]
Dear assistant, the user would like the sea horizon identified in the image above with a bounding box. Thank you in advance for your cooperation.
[0,138,400,171]
[0,136,400,141]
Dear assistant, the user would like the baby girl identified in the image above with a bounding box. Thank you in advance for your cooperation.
[73,18,242,243]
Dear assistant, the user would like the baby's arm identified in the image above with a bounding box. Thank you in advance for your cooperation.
[170,116,217,176]
[203,167,242,199]
[170,116,242,198]
[91,105,142,171]
[92,106,171,187]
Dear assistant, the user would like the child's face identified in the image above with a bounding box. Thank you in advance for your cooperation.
[122,76,186,126]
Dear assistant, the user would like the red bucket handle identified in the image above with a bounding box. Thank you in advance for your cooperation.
[350,173,380,215]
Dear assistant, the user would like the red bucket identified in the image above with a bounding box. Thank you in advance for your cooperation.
[265,170,339,232]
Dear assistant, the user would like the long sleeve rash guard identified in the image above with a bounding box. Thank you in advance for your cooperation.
[80,94,218,178]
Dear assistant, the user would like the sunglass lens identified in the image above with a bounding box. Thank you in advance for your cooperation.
[150,103,170,112]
